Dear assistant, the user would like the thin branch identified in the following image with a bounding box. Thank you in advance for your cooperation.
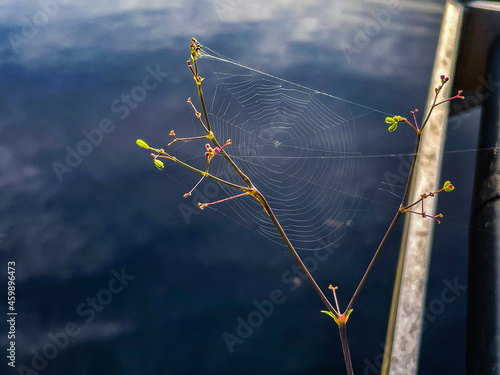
[338,324,354,375]
[152,147,249,192]
[254,189,338,316]
[345,131,421,312]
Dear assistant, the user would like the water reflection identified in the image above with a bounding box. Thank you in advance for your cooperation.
[0,0,470,374]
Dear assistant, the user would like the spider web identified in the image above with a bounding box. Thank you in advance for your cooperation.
[177,45,410,251]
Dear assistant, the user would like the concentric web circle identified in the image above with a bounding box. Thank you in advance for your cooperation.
[190,46,389,251]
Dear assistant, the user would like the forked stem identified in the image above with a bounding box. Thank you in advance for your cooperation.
[138,40,463,375]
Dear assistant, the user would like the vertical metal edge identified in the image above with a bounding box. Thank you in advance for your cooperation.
[466,35,500,375]
[383,1,464,374]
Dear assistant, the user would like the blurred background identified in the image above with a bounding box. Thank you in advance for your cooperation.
[0,0,475,374]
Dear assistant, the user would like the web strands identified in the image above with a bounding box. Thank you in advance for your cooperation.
[197,48,377,251]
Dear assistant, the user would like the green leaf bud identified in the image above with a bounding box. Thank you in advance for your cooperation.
[154,159,164,170]
[136,139,150,149]
[388,123,398,132]
[386,116,403,131]
[443,181,454,192]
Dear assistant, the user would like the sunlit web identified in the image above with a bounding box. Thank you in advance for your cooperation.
[171,45,411,251]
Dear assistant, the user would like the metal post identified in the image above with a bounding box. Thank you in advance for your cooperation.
[382,1,500,373]
[468,36,500,375]
[382,1,464,373]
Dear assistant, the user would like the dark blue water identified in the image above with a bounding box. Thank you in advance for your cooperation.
[0,1,474,374]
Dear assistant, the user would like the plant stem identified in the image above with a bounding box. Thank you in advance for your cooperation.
[338,324,354,375]
[253,189,337,315]
[345,132,421,313]
[190,40,336,317]
[419,88,441,133]
[401,133,422,207]
[346,210,402,312]
[189,40,354,371]
[256,188,354,373]
[154,149,250,192]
